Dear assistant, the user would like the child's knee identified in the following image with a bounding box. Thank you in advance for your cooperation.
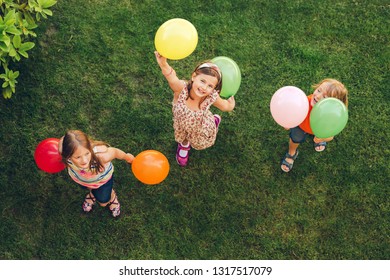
[289,127,307,143]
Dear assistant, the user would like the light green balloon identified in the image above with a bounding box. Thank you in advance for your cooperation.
[310,98,348,138]
[211,56,241,98]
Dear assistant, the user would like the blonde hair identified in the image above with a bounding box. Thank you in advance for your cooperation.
[313,78,348,107]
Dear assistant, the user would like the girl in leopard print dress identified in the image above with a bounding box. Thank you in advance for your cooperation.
[155,51,236,166]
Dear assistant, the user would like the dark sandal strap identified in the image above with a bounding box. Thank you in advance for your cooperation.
[281,158,293,170]
[107,191,120,217]
[284,150,299,160]
[314,141,327,148]
[281,151,299,172]
[85,192,96,203]
[107,192,118,207]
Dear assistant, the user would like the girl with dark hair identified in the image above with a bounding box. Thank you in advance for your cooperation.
[155,51,236,167]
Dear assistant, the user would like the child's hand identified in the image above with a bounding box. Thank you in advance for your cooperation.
[125,153,135,164]
[155,51,167,67]
[227,95,236,109]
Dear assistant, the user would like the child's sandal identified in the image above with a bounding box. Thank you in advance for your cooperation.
[107,191,121,218]
[82,192,96,213]
[176,143,191,167]
[314,141,327,152]
[281,150,299,173]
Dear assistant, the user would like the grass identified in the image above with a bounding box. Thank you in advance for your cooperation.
[0,0,389,260]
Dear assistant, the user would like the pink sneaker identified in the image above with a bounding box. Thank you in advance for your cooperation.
[214,114,221,129]
[176,143,191,166]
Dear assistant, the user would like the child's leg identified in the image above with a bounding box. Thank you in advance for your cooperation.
[82,191,96,212]
[280,138,299,172]
[93,177,121,217]
[107,189,120,216]
[313,136,334,152]
[288,138,300,159]
[281,127,306,172]
[98,189,120,217]
[92,176,114,207]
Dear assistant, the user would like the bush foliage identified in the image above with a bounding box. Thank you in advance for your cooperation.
[0,0,56,98]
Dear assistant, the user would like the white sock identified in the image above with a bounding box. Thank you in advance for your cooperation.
[180,142,190,148]
[179,142,190,157]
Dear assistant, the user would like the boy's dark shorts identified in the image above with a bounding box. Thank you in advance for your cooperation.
[289,126,309,144]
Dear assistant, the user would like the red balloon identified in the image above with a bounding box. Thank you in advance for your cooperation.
[34,138,66,173]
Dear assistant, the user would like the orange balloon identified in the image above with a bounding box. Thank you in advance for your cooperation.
[131,150,170,185]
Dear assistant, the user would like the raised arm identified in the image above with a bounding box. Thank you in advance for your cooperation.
[213,95,236,112]
[155,51,185,96]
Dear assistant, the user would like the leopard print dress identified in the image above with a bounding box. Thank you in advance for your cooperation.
[172,84,219,150]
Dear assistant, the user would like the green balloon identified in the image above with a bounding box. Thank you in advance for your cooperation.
[310,98,348,138]
[211,56,241,98]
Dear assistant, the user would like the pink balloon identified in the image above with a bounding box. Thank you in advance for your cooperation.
[270,86,309,128]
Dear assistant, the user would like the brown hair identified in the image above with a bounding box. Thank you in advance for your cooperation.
[313,78,349,107]
[61,130,109,173]
[187,61,223,93]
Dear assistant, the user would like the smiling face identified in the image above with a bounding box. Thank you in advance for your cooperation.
[311,82,331,106]
[190,73,219,98]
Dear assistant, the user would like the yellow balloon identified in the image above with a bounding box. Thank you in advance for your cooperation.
[155,18,198,60]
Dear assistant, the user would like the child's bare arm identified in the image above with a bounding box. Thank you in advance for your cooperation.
[155,51,184,95]
[213,95,235,112]
[98,147,134,164]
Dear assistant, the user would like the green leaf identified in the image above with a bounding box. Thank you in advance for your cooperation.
[5,26,22,35]
[38,0,57,9]
[0,43,9,52]
[0,34,11,46]
[3,87,12,98]
[24,12,36,27]
[12,35,21,48]
[11,71,19,79]
[43,9,53,16]
[19,42,35,52]
[13,53,21,61]
[38,11,48,20]
[28,0,38,8]
[8,47,17,57]
[18,50,28,58]
[2,81,9,88]
[5,17,16,27]
[15,12,24,26]
[4,10,16,25]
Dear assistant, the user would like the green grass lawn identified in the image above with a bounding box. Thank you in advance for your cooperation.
[0,0,388,260]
